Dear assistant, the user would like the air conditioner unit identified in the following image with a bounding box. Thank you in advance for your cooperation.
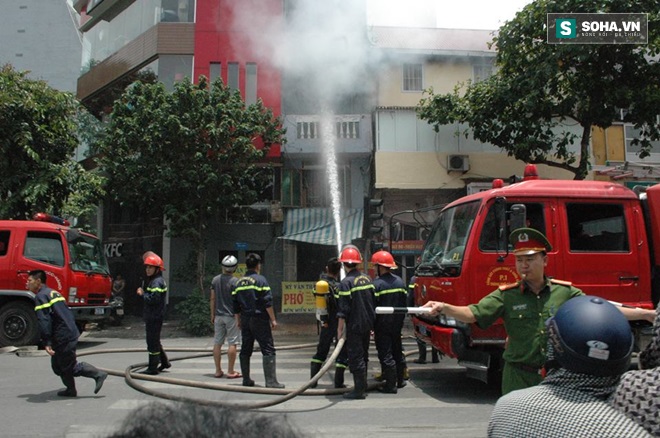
[447,155,470,172]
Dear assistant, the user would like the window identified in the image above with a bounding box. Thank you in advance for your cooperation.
[228,63,239,91]
[0,230,9,256]
[279,167,350,208]
[403,63,423,92]
[625,124,660,161]
[567,203,628,252]
[479,202,545,251]
[281,169,302,207]
[24,232,65,267]
[246,63,257,105]
[473,64,494,83]
[209,62,221,84]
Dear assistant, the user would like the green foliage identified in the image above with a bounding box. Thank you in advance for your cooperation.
[97,75,285,290]
[175,288,213,337]
[417,0,660,180]
[0,64,105,219]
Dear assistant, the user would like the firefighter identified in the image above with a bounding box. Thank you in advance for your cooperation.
[30,269,107,397]
[137,251,170,375]
[336,245,375,399]
[233,253,284,388]
[310,257,349,388]
[372,250,408,393]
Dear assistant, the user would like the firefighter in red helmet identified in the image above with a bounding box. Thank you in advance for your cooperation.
[337,245,375,399]
[136,251,170,375]
[371,250,408,394]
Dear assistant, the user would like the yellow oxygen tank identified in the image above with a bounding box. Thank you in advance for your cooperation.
[314,280,329,325]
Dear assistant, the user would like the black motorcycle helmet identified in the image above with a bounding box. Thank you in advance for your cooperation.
[548,295,633,377]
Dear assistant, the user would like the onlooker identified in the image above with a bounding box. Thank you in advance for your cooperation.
[309,257,348,388]
[611,306,660,436]
[30,269,107,397]
[488,296,650,438]
[136,251,170,375]
[210,255,241,379]
[233,253,284,388]
[106,401,304,438]
[424,228,655,394]
[336,245,375,400]
[372,250,408,393]
[112,274,126,299]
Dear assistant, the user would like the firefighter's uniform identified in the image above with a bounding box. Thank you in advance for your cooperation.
[373,271,408,392]
[142,271,169,373]
[310,272,349,387]
[34,284,107,396]
[337,268,375,398]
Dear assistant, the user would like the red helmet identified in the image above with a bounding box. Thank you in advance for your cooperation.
[371,250,397,268]
[338,246,362,264]
[143,251,165,270]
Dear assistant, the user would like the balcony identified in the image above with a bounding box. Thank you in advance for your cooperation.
[283,114,372,157]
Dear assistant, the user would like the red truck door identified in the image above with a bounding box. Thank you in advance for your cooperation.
[560,200,648,304]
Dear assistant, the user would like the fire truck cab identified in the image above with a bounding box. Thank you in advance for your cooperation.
[412,168,657,383]
[0,214,112,347]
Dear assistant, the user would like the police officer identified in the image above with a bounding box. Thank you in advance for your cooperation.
[372,250,408,393]
[137,251,170,375]
[336,245,375,400]
[233,253,284,388]
[424,228,656,395]
[310,257,349,388]
[30,269,107,397]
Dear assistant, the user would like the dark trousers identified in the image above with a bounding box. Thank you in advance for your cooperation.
[145,317,164,354]
[51,340,81,384]
[346,330,370,373]
[240,314,275,358]
[312,318,348,366]
[375,325,404,369]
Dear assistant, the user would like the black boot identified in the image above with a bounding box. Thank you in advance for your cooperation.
[158,348,171,371]
[310,361,322,388]
[378,366,397,394]
[240,357,254,387]
[431,348,440,363]
[414,340,427,364]
[79,362,108,394]
[58,373,77,397]
[263,356,285,389]
[343,370,367,399]
[141,354,159,375]
[334,366,346,388]
[396,363,407,389]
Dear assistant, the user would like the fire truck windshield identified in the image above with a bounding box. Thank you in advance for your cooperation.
[419,201,479,273]
[67,234,110,275]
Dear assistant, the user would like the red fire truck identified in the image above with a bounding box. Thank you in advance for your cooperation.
[0,214,112,347]
[411,165,657,383]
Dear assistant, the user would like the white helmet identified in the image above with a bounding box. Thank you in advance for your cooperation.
[221,255,238,268]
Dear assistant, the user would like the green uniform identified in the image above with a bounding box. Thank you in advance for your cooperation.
[469,277,583,394]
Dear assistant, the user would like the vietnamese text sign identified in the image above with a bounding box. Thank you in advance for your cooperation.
[281,281,315,313]
[547,13,647,44]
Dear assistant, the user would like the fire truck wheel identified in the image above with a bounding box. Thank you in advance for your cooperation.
[0,301,39,348]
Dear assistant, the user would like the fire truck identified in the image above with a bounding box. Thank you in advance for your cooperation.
[411,165,657,383]
[0,214,112,347]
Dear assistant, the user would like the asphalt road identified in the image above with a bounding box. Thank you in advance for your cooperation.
[0,319,500,438]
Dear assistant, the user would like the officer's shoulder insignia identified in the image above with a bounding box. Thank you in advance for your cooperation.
[498,282,520,291]
[550,278,572,286]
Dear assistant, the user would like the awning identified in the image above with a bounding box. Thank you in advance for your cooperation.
[281,208,364,246]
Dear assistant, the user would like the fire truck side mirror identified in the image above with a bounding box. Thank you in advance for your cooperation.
[510,204,527,232]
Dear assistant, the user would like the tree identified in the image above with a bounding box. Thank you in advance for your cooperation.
[0,64,105,220]
[97,76,285,291]
[417,0,660,180]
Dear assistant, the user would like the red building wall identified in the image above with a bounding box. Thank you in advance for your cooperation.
[194,0,283,158]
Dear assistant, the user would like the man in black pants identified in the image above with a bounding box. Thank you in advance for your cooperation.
[30,270,107,397]
[337,245,375,400]
[233,253,284,388]
[309,257,349,388]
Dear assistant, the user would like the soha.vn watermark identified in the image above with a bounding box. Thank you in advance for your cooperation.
[547,13,648,44]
